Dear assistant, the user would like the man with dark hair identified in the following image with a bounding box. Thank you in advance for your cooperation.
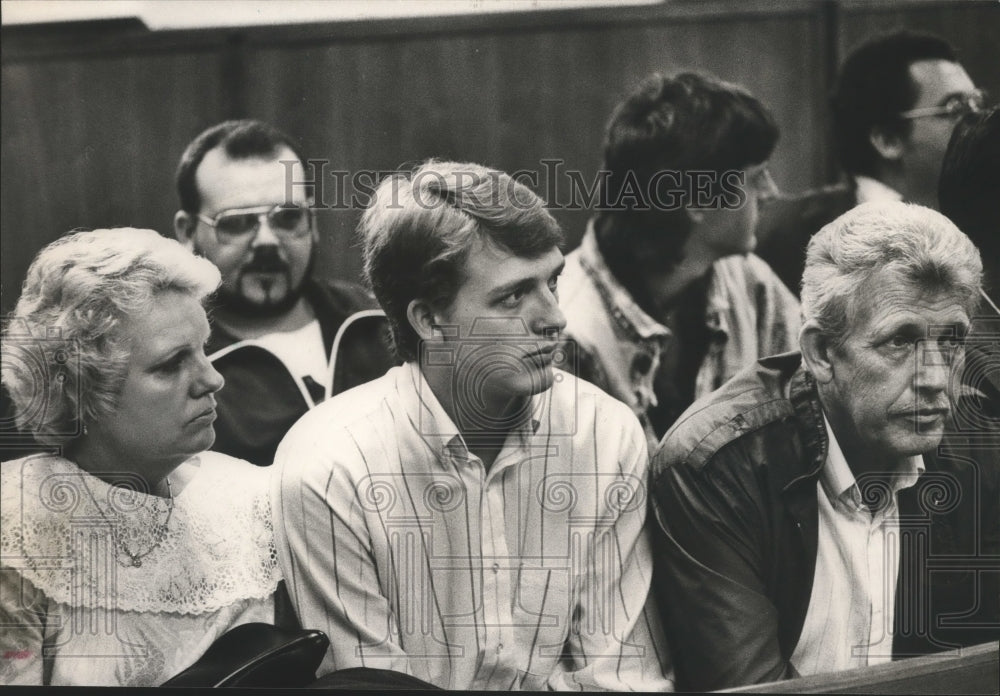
[174,119,393,466]
[758,30,984,295]
[271,161,673,690]
[651,201,999,690]
[559,71,800,449]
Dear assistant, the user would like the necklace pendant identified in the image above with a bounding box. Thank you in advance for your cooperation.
[132,557,142,567]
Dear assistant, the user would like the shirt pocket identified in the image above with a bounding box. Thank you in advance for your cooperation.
[510,560,572,685]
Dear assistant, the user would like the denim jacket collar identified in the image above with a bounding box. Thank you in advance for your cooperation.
[577,224,672,344]
[578,223,735,342]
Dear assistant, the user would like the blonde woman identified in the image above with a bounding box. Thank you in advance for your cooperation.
[1,229,281,686]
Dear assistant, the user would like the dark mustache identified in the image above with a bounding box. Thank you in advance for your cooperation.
[243,246,288,273]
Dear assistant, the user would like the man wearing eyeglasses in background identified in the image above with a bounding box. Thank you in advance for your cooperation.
[757,30,987,295]
[174,120,394,466]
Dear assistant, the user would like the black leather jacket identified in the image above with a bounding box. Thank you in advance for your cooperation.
[649,352,1000,691]
[207,279,397,467]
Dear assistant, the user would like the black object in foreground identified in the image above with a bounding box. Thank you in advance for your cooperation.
[162,623,328,688]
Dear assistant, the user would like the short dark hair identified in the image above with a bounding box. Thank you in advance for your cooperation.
[832,30,958,178]
[939,106,1000,258]
[175,119,306,214]
[360,160,564,362]
[595,71,778,287]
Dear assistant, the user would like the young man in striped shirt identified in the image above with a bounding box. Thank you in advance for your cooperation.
[271,160,673,690]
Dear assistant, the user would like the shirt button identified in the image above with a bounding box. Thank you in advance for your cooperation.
[492,563,500,574]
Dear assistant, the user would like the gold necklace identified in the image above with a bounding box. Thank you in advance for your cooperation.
[84,476,175,568]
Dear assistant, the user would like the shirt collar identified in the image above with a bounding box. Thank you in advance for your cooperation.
[578,223,671,342]
[703,264,734,337]
[398,361,542,462]
[854,175,903,205]
[821,414,859,503]
[579,222,734,343]
[820,413,924,508]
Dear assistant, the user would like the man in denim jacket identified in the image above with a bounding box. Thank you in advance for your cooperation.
[560,72,800,451]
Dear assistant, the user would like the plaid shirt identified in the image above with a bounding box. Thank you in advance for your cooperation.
[271,362,673,691]
[560,224,801,450]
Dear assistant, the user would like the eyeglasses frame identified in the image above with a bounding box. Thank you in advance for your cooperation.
[195,203,314,244]
[897,89,987,121]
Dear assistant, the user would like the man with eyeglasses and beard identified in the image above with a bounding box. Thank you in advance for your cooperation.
[173,120,394,467]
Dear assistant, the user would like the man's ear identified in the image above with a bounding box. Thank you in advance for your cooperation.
[174,210,196,249]
[799,320,835,384]
[869,127,905,162]
[406,298,441,344]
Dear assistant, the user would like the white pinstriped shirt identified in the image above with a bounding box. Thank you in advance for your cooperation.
[790,416,923,675]
[271,362,673,690]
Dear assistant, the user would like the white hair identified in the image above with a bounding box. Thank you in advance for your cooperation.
[1,228,221,444]
[801,201,982,343]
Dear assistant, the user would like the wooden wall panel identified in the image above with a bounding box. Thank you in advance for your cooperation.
[238,5,824,284]
[2,1,996,314]
[1,49,228,314]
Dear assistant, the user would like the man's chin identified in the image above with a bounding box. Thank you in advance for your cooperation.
[214,287,303,319]
[530,367,556,394]
[892,430,945,458]
[505,365,555,398]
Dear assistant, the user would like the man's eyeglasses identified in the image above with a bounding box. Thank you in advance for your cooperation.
[898,90,987,121]
[197,204,312,244]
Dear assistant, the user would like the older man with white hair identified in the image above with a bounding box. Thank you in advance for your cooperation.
[649,200,1000,691]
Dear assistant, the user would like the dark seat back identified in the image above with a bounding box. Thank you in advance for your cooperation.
[161,622,329,688]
